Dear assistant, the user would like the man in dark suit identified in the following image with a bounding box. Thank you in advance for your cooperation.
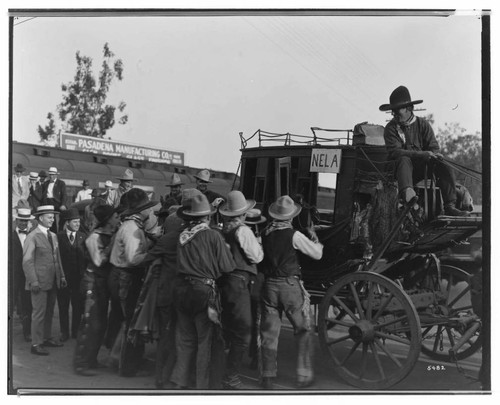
[42,166,68,232]
[12,207,35,342]
[57,208,87,341]
[23,205,67,355]
[28,172,44,211]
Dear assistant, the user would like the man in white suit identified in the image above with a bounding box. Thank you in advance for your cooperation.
[12,163,30,216]
[23,205,67,355]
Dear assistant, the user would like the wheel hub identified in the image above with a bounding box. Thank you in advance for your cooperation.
[349,319,375,343]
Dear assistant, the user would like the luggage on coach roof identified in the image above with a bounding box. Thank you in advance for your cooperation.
[352,122,385,146]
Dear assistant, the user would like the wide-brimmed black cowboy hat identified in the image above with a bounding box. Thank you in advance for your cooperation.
[122,188,159,216]
[379,85,423,112]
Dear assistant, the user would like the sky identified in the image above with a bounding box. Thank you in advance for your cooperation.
[10,9,484,175]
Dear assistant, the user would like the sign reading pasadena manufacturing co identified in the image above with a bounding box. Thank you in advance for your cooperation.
[60,133,184,165]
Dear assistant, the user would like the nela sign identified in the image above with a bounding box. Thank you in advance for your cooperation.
[60,133,184,165]
[309,148,342,173]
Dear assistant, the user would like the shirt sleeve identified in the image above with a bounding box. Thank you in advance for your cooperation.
[235,226,264,264]
[85,233,110,268]
[292,231,323,260]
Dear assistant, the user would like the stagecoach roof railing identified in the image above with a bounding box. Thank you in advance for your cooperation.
[239,127,354,149]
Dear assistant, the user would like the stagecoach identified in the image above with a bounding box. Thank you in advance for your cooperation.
[238,125,483,389]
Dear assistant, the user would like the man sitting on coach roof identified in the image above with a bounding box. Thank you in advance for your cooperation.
[380,85,469,217]
[23,205,67,356]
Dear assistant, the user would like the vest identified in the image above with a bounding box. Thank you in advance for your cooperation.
[225,226,257,275]
[87,233,113,278]
[261,228,300,278]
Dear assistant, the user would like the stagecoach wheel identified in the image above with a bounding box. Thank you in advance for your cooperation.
[419,264,482,361]
[318,272,421,390]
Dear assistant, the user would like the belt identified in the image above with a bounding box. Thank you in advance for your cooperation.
[181,274,216,288]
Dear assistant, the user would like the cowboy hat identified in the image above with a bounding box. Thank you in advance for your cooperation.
[29,172,39,181]
[179,194,216,217]
[14,208,35,220]
[219,190,256,217]
[94,205,116,229]
[379,85,423,112]
[34,205,58,216]
[166,173,184,187]
[193,169,213,183]
[268,195,302,220]
[60,208,80,222]
[14,163,26,173]
[176,188,204,220]
[244,208,267,225]
[122,188,159,216]
[48,167,59,175]
[116,168,137,182]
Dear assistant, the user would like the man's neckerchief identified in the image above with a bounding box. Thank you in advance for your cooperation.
[395,113,416,146]
[263,220,293,236]
[122,214,144,230]
[179,221,210,246]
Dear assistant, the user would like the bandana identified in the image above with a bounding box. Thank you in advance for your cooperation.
[179,222,210,246]
[395,113,416,145]
[263,220,293,236]
[122,214,144,230]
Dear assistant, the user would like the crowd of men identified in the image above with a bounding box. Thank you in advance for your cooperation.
[12,163,324,390]
[11,85,472,390]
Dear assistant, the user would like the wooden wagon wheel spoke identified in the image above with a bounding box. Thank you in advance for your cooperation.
[326,334,351,346]
[375,331,412,346]
[369,341,386,380]
[372,292,395,321]
[324,317,353,328]
[421,325,434,338]
[445,326,456,348]
[349,282,365,319]
[359,343,368,379]
[340,340,361,366]
[375,315,408,330]
[365,281,374,320]
[332,295,358,322]
[374,337,402,368]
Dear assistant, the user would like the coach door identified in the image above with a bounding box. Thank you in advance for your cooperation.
[275,157,291,199]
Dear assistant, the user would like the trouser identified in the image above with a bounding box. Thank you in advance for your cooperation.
[74,271,110,370]
[261,276,313,381]
[155,304,177,385]
[220,270,253,378]
[249,273,265,361]
[170,277,217,389]
[16,284,32,338]
[105,266,125,348]
[57,279,83,338]
[30,287,58,346]
[396,156,457,204]
[116,267,145,377]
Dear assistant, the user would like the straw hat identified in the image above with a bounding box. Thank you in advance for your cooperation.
[166,173,184,187]
[379,85,423,112]
[178,194,215,217]
[244,208,267,225]
[34,205,58,216]
[14,208,35,220]
[105,180,114,188]
[48,167,59,175]
[219,190,255,217]
[29,172,39,181]
[268,195,302,220]
[193,169,212,183]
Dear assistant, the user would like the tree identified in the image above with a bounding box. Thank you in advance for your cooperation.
[435,122,482,204]
[37,43,128,141]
